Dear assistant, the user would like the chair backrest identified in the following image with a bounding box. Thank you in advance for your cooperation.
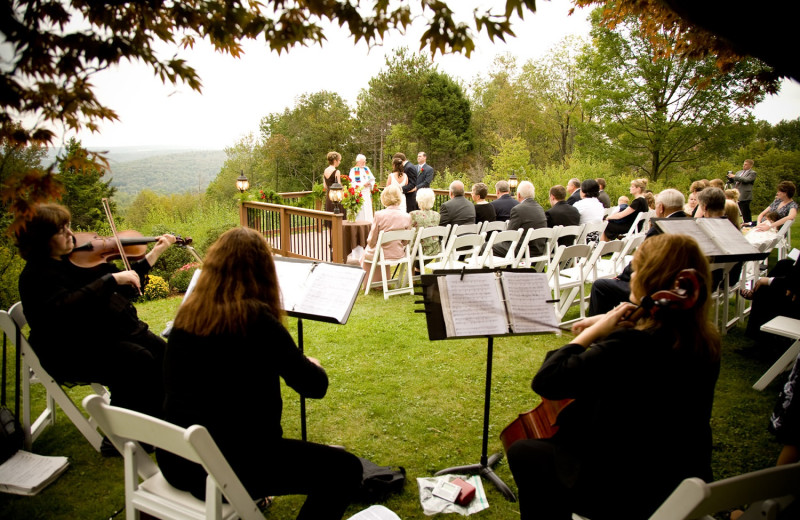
[481,220,507,234]
[447,233,486,267]
[375,229,417,261]
[554,224,584,247]
[603,206,616,219]
[480,229,523,267]
[649,462,800,520]
[411,225,450,262]
[548,243,593,286]
[578,220,608,245]
[516,227,556,268]
[453,223,481,236]
[83,394,264,520]
[626,210,653,236]
[588,239,627,279]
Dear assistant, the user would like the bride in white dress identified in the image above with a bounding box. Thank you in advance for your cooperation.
[349,154,376,222]
[386,157,408,213]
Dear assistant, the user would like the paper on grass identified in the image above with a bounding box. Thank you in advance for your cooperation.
[347,505,402,519]
[417,474,489,516]
[0,450,69,496]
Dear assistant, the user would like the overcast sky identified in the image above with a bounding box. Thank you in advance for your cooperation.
[69,0,800,151]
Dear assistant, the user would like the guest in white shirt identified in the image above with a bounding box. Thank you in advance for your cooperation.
[573,179,605,224]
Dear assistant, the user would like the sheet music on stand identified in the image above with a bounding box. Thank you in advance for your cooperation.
[418,268,559,340]
[274,257,364,324]
[652,217,768,263]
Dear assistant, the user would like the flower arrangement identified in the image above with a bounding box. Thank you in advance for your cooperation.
[339,173,364,220]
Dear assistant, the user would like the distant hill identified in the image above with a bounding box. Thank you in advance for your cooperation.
[45,146,226,206]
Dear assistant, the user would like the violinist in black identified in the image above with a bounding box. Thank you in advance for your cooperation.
[16,203,175,422]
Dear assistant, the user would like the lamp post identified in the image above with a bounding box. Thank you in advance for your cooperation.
[508,172,518,196]
[328,181,344,214]
[235,171,250,193]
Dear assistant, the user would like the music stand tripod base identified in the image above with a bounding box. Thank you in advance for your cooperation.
[433,336,517,502]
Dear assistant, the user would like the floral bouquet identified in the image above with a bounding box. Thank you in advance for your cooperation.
[340,174,364,220]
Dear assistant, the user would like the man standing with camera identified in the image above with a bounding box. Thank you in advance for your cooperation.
[728,159,756,222]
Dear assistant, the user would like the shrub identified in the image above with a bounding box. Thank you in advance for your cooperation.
[170,262,201,292]
[143,275,169,301]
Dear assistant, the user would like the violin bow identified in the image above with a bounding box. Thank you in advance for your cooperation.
[101,198,140,295]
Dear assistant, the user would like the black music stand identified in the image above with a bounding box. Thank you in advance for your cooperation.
[274,257,364,441]
[416,268,559,502]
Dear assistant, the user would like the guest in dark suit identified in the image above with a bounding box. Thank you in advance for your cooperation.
[490,180,518,222]
[472,182,496,224]
[566,178,582,205]
[588,189,687,316]
[393,152,418,212]
[546,185,581,246]
[416,152,435,191]
[727,159,757,222]
[439,181,476,227]
[596,178,612,208]
[493,181,547,258]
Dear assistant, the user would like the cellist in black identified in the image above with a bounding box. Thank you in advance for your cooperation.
[506,234,721,520]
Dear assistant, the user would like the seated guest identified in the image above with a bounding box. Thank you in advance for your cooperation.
[697,187,742,290]
[644,190,656,210]
[709,178,725,190]
[493,180,547,258]
[601,178,649,241]
[725,199,742,229]
[743,256,800,342]
[725,189,739,203]
[588,189,685,316]
[573,179,605,225]
[410,188,442,256]
[472,182,496,224]
[508,233,720,520]
[746,211,780,248]
[596,178,611,208]
[361,184,412,286]
[688,180,708,216]
[565,178,581,205]
[158,227,362,518]
[439,180,476,227]
[490,180,518,222]
[16,203,175,435]
[546,185,580,246]
[611,195,629,215]
[755,180,798,230]
[685,191,698,215]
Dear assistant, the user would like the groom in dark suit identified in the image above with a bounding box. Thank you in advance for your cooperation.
[588,188,687,315]
[416,152,435,191]
[394,152,418,212]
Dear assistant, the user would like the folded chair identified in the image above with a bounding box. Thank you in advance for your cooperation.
[363,229,417,299]
[83,394,264,520]
[0,302,109,452]
[649,462,800,520]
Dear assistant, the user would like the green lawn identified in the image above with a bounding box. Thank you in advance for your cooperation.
[0,280,785,519]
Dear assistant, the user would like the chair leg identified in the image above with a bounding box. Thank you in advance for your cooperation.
[364,257,378,295]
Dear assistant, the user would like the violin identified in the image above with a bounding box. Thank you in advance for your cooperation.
[69,230,192,268]
[499,269,703,452]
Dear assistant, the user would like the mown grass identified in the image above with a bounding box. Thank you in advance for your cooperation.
[0,279,786,519]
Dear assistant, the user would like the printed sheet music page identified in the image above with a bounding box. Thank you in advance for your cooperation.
[502,272,558,333]
[438,273,508,337]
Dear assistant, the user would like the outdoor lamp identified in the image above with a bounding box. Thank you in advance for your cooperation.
[235,171,250,193]
[508,172,518,194]
[329,181,344,214]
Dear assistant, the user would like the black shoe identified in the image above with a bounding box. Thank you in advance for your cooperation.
[100,437,121,457]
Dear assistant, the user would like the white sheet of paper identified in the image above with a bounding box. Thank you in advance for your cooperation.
[291,262,364,323]
[502,272,558,333]
[438,273,508,337]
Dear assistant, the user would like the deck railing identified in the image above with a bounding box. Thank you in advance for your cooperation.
[240,188,500,264]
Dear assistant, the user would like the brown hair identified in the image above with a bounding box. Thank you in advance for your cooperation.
[174,227,283,336]
[326,151,341,165]
[15,203,71,261]
[392,158,404,173]
[472,182,488,199]
[392,152,406,162]
[724,200,741,229]
[631,234,720,360]
[778,180,796,199]
[550,185,567,201]
[631,178,648,191]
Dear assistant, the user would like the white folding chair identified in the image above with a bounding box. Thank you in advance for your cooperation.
[623,210,653,237]
[517,227,557,271]
[548,244,594,324]
[588,239,627,282]
[480,220,507,235]
[752,316,800,391]
[553,224,585,249]
[479,228,523,268]
[619,233,646,268]
[776,219,794,260]
[425,233,486,271]
[410,225,451,276]
[0,302,109,452]
[649,462,800,520]
[83,394,264,520]
[577,220,608,245]
[363,229,417,299]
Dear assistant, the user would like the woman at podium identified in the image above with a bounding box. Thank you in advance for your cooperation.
[157,227,362,519]
[507,234,721,520]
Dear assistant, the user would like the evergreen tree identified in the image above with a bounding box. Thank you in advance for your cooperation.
[57,138,117,230]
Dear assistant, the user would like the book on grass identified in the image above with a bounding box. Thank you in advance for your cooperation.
[274,257,365,325]
[652,218,767,262]
[0,450,69,496]
[432,270,558,339]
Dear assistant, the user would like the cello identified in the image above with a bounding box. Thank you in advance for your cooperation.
[499,269,702,452]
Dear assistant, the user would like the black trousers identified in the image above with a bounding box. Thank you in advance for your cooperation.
[588,278,631,316]
[747,259,800,339]
[739,200,752,223]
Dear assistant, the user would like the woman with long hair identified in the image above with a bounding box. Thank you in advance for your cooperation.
[386,157,408,212]
[157,227,362,519]
[323,151,342,213]
[507,234,721,520]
